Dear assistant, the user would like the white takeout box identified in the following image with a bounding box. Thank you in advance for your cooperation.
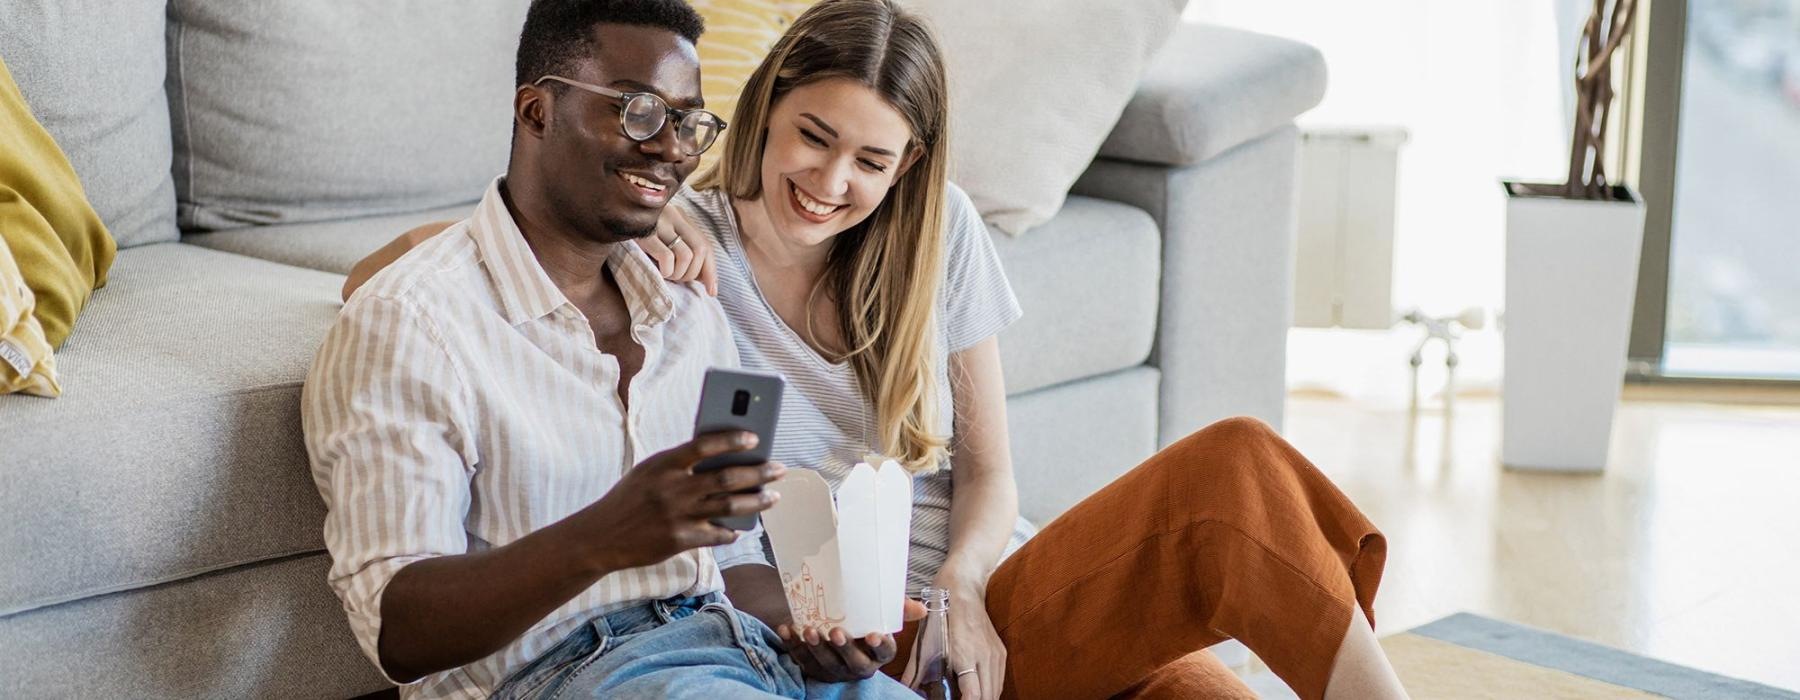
[760,459,913,637]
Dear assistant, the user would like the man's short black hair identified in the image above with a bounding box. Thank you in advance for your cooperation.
[515,0,705,88]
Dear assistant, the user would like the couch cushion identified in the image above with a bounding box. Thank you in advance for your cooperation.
[1099,23,1327,167]
[0,0,178,248]
[165,1,529,230]
[184,202,475,275]
[0,553,389,698]
[1007,366,1159,525]
[993,195,1160,395]
[911,0,1186,235]
[0,244,341,617]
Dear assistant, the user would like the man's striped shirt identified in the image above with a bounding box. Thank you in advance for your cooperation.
[302,178,738,700]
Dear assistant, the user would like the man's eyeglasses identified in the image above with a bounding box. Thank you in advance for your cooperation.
[535,75,726,156]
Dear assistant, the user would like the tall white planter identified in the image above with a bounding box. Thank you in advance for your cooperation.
[1501,183,1645,472]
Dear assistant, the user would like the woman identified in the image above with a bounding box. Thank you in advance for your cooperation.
[346,2,1404,698]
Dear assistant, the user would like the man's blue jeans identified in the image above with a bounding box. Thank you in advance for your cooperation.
[491,593,917,699]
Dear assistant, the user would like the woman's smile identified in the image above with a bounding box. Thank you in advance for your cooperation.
[787,179,847,224]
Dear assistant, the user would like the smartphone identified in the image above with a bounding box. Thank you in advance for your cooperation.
[692,368,785,530]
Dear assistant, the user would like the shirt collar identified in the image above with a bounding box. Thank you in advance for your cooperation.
[468,177,678,328]
[605,234,679,330]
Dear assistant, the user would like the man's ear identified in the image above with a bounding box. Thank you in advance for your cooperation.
[515,84,551,140]
[889,143,926,186]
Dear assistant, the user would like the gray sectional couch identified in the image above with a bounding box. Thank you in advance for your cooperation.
[0,3,1323,697]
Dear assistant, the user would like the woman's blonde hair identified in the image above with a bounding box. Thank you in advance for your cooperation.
[693,0,951,474]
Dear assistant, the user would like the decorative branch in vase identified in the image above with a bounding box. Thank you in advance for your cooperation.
[1513,0,1639,201]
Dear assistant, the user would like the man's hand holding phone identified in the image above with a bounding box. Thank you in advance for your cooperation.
[574,430,784,573]
[691,369,785,531]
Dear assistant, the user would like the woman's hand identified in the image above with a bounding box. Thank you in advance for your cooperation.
[342,221,453,302]
[639,204,718,295]
[940,572,1007,700]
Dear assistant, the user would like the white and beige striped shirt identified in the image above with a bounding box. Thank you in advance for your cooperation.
[302,178,738,700]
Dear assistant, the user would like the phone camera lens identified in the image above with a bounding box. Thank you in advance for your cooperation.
[731,390,751,416]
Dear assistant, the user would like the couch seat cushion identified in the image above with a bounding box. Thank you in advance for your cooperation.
[0,244,341,617]
[993,196,1160,395]
[184,203,474,275]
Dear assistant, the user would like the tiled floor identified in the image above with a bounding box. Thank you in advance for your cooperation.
[1256,390,1800,695]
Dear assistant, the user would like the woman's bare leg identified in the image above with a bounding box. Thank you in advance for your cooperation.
[1324,605,1408,700]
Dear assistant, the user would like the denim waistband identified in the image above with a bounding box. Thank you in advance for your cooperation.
[493,592,732,699]
[591,591,727,638]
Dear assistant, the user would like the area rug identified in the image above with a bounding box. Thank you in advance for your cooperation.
[1382,613,1799,699]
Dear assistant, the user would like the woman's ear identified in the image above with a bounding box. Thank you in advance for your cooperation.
[890,142,926,185]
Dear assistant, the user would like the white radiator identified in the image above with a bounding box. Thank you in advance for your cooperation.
[1292,127,1407,330]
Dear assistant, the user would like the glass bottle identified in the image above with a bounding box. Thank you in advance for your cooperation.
[902,586,956,700]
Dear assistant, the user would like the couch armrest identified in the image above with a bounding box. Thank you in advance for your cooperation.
[1074,126,1302,441]
[1098,23,1326,167]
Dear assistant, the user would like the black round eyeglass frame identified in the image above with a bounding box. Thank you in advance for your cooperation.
[535,75,727,156]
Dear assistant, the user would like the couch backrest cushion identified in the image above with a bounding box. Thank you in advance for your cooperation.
[166,1,531,231]
[904,0,1187,235]
[0,1,179,249]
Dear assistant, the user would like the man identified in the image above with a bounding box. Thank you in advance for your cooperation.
[302,2,916,697]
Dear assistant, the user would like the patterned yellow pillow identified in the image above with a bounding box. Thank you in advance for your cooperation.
[0,235,59,397]
[693,0,816,171]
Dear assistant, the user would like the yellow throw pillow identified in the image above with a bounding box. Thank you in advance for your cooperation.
[693,0,817,172]
[0,52,116,350]
[0,235,60,397]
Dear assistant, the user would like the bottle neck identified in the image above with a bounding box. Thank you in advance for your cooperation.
[919,586,951,613]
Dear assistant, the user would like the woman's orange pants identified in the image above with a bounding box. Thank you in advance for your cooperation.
[884,417,1387,699]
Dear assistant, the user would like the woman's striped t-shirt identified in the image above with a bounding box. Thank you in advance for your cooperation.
[683,182,1033,592]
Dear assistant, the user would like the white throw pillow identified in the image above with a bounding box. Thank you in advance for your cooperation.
[905,0,1188,234]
